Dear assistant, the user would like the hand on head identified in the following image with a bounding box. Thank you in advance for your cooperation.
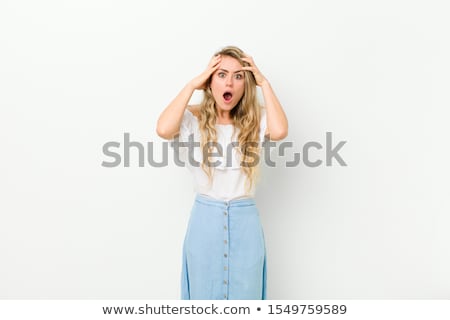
[190,54,222,90]
[241,55,267,87]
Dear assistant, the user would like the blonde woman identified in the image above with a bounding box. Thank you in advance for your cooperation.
[157,46,288,300]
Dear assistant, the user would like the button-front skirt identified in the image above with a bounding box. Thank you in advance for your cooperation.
[181,194,267,300]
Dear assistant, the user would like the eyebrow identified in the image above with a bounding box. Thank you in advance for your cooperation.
[218,68,244,74]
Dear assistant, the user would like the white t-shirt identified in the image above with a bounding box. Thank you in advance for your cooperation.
[172,108,267,201]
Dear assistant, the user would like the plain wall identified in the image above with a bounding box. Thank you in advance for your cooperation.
[1,0,449,299]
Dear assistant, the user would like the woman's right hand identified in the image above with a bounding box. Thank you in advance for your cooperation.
[189,54,222,90]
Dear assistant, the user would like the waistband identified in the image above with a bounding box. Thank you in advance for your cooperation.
[195,193,256,208]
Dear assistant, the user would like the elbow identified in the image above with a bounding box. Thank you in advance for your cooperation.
[156,123,179,140]
[156,125,171,140]
[268,124,288,141]
[270,129,288,141]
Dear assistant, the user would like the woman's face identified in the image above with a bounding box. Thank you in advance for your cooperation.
[210,55,245,112]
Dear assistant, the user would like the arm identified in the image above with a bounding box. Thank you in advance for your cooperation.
[260,80,288,141]
[156,54,222,140]
[156,83,196,140]
[242,56,288,141]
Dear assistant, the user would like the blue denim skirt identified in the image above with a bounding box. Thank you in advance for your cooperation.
[181,194,267,300]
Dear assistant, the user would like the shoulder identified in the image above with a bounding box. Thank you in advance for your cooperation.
[260,106,267,117]
[260,106,269,136]
[180,105,200,134]
[186,104,201,120]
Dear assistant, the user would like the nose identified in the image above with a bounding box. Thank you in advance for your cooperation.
[225,74,233,87]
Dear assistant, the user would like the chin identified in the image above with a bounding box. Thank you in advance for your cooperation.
[216,103,235,112]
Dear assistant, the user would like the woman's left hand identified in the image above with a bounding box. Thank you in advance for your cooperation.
[241,55,267,87]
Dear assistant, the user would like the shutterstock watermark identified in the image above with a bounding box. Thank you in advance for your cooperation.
[101,132,347,168]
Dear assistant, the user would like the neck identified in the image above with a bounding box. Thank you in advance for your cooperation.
[216,110,233,124]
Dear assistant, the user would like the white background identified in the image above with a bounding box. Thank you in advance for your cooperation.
[1,0,449,299]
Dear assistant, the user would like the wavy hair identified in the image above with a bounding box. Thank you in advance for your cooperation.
[198,46,264,194]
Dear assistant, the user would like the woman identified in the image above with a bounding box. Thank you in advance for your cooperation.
[156,46,288,299]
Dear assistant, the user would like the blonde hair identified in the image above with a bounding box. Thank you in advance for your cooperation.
[198,46,263,194]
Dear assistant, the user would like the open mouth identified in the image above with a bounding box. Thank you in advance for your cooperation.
[223,92,233,102]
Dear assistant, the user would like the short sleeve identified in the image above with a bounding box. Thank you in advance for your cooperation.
[176,108,196,142]
[171,108,199,163]
[259,107,268,143]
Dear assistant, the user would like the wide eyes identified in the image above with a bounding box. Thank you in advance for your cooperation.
[217,72,243,80]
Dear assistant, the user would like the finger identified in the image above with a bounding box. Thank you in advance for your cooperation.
[212,57,222,67]
[241,56,254,63]
[211,56,221,62]
[241,57,255,67]
[241,66,256,72]
[209,56,222,68]
[210,54,221,61]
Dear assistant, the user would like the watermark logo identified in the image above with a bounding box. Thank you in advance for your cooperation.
[101,132,347,168]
